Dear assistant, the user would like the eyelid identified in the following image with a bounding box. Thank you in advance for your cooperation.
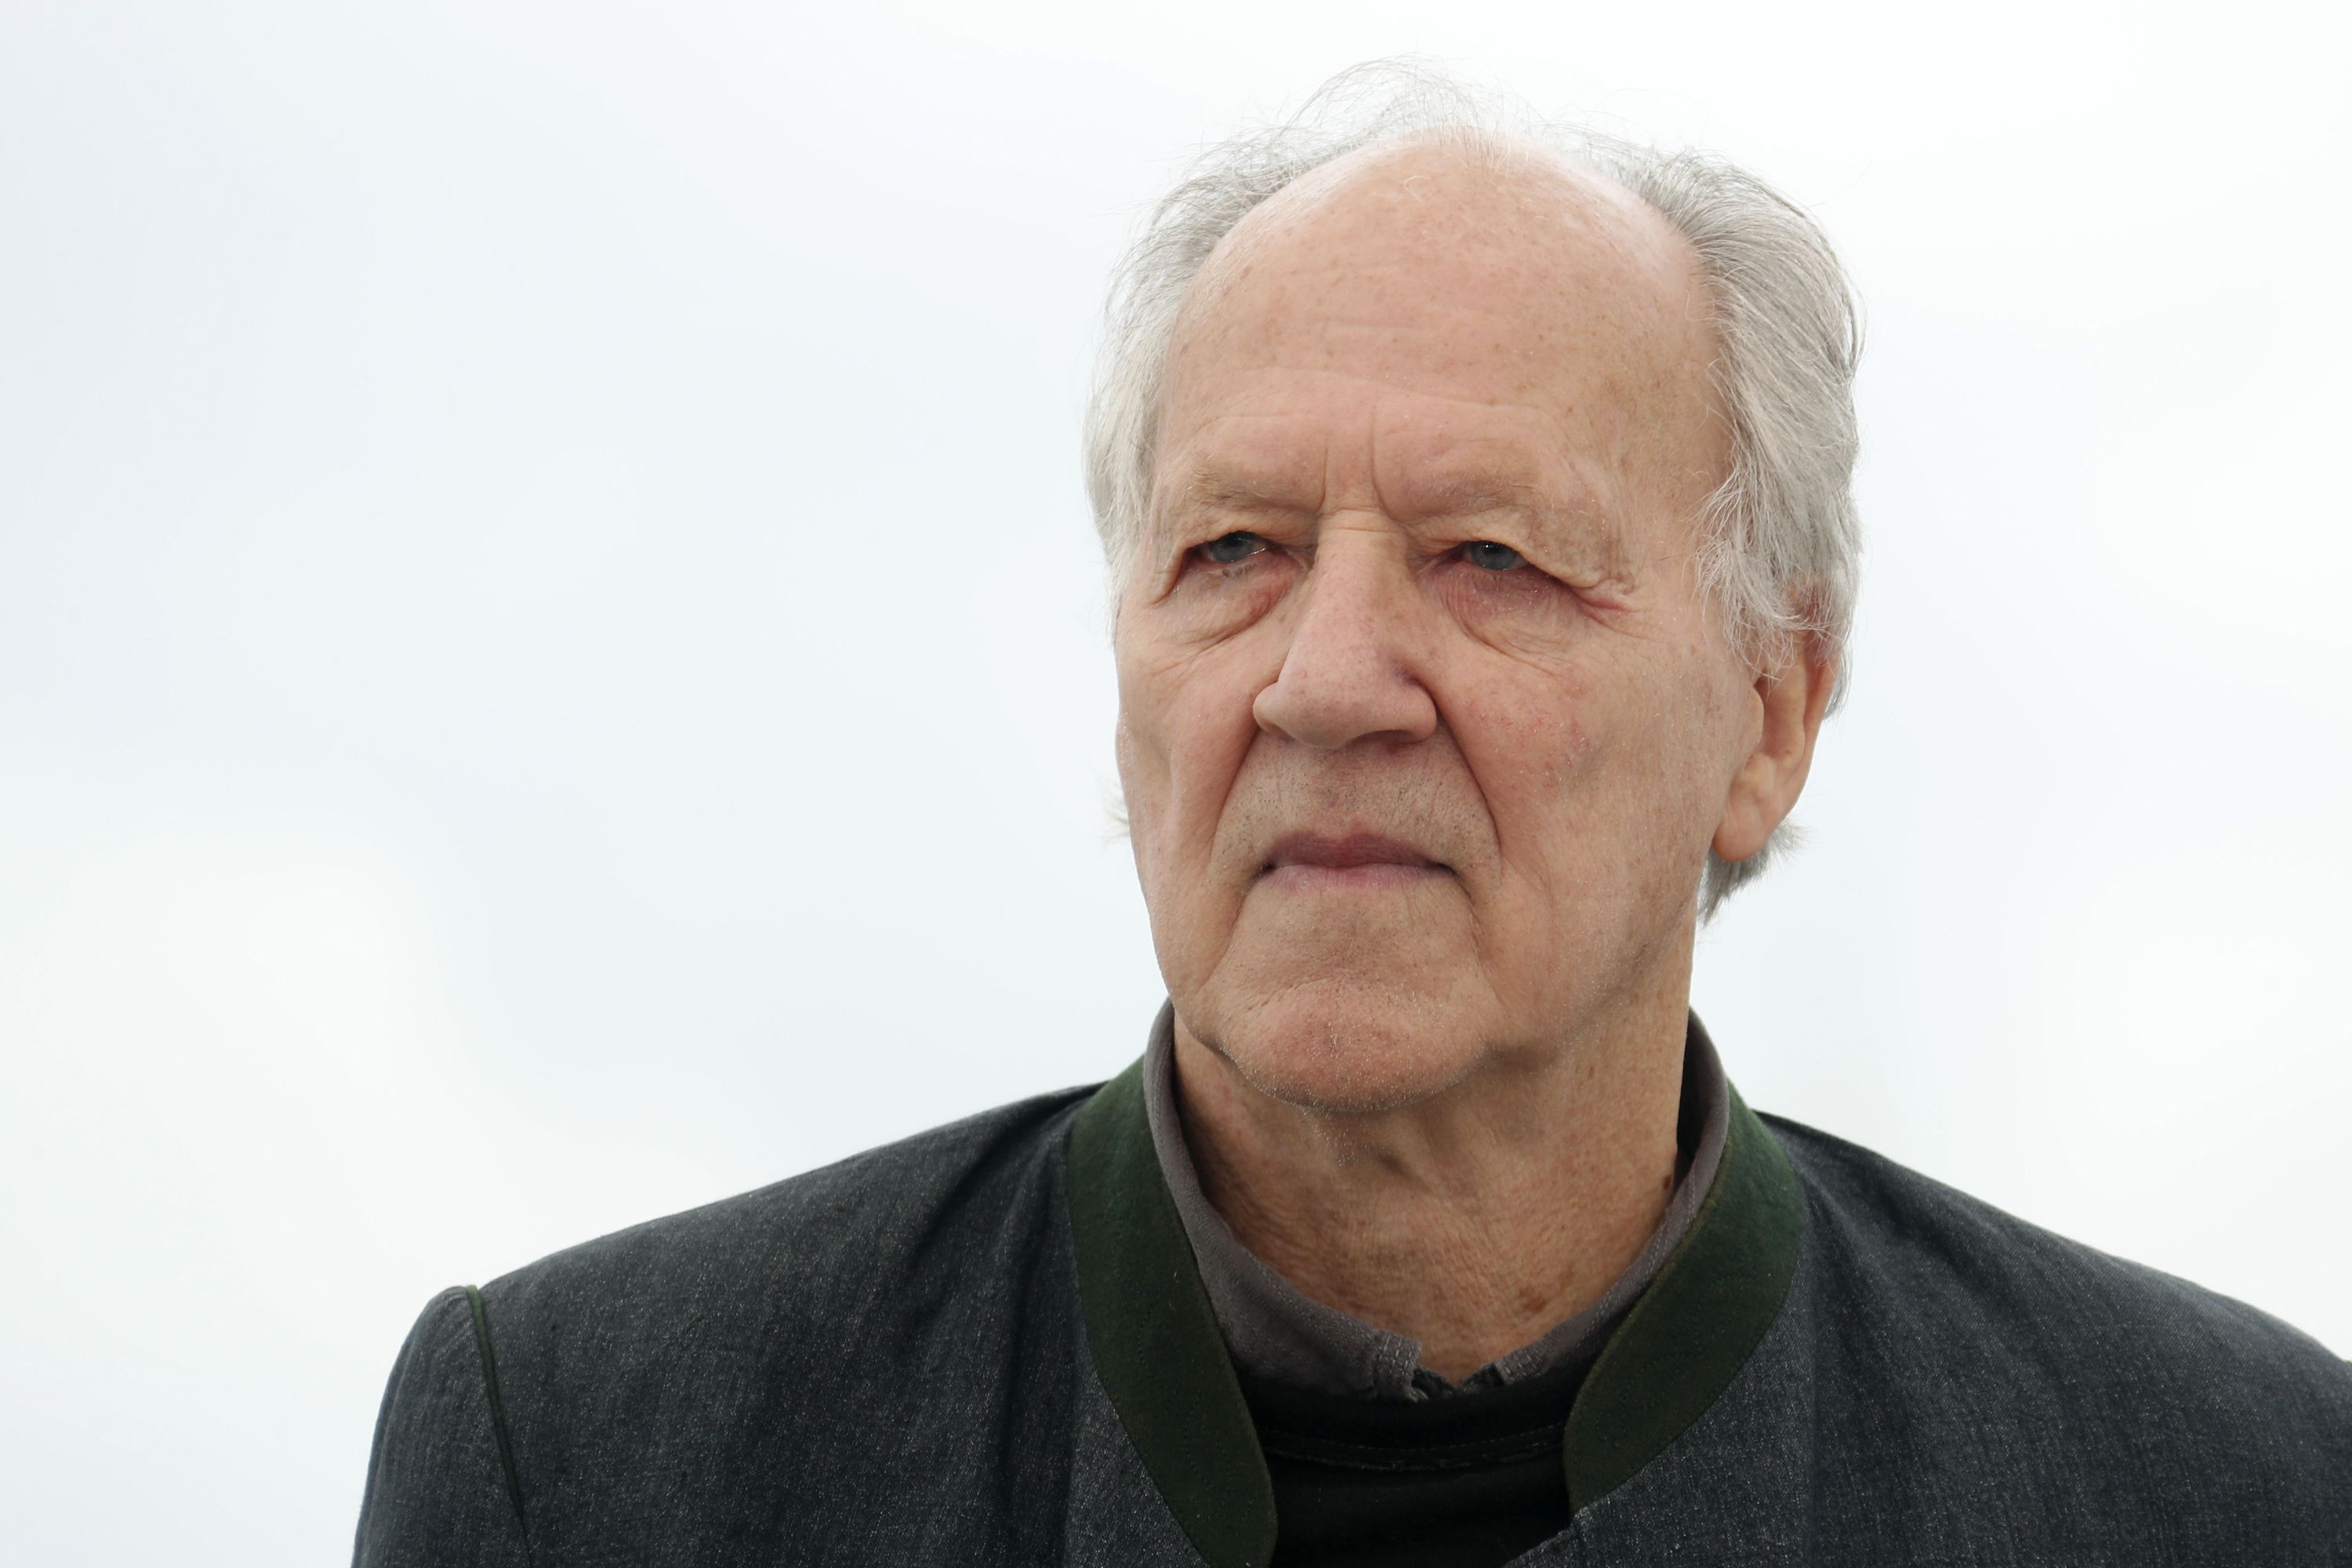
[1441,539,1605,604]
[1444,535,1535,567]
[1195,528,1269,549]
[1180,528,1275,572]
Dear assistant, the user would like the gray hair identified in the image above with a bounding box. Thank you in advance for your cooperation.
[1083,60,1862,918]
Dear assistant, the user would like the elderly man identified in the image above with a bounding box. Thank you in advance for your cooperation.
[354,67,2351,1567]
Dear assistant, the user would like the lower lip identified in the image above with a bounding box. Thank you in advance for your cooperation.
[1259,862,1450,892]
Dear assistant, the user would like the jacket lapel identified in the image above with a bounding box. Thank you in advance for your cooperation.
[1065,1037,1806,1566]
[1068,1058,1278,1567]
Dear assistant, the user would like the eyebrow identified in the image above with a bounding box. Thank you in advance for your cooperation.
[1417,479,1560,526]
[1166,469,1559,522]
[1162,463,1634,579]
[1169,471,1312,518]
[1419,473,1636,581]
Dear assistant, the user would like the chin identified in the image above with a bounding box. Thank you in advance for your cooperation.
[1194,973,1490,1114]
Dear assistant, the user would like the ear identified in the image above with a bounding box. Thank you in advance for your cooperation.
[1713,636,1838,865]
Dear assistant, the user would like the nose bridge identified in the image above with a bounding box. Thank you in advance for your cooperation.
[1290,517,1411,664]
[1255,515,1436,749]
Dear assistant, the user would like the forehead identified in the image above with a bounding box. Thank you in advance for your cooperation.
[1153,137,1721,524]
[1167,401,1617,528]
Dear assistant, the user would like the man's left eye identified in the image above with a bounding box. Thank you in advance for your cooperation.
[1196,531,1269,565]
[1461,541,1524,572]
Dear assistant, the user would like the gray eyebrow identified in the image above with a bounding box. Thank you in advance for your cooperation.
[1415,477,1636,582]
[1161,463,1636,581]
[1172,470,1309,516]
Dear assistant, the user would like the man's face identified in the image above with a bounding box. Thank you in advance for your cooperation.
[1114,140,1759,1112]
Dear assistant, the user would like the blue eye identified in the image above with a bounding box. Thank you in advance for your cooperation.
[1462,540,1523,572]
[1199,532,1269,565]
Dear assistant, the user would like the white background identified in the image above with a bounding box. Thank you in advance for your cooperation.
[3,2,2347,1561]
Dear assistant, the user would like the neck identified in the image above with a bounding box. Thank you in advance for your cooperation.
[1171,968,1691,1383]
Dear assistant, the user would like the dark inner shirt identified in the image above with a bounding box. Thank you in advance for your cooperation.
[1142,1007,1731,1564]
[1241,1350,1592,1567]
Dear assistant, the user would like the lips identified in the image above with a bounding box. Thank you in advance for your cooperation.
[1262,832,1444,874]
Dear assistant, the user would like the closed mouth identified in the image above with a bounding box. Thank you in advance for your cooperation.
[1261,832,1447,876]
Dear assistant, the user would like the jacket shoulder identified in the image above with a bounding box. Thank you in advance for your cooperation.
[358,1087,1103,1564]
[479,1083,1097,1336]
[1768,1112,2351,1377]
[354,1287,533,1566]
[1763,1112,2352,1501]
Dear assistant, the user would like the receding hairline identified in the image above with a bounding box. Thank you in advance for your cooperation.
[1179,126,1704,318]
[1149,128,1724,564]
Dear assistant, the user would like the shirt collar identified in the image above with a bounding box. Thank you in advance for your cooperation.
[1140,1002,1732,1401]
[1066,1007,1802,1568]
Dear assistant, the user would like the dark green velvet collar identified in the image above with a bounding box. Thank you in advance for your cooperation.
[1066,1047,1804,1568]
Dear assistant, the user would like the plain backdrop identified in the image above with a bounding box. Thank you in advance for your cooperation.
[3,2,2347,1561]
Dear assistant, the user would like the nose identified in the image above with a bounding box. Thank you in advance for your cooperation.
[1251,523,1439,751]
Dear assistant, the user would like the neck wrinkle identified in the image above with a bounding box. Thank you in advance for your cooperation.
[1144,1001,1729,1400]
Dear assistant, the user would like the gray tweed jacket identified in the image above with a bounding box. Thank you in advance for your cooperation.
[353,1054,2352,1566]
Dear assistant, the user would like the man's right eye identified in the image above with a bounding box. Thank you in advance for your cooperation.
[1196,532,1269,565]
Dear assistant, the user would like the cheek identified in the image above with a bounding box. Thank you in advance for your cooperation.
[1162,561,1294,646]
[1435,569,1591,660]
[1112,644,1177,849]
[1447,651,1712,887]
[1162,679,1260,858]
[1112,714,1160,837]
[1588,654,1750,871]
[1115,640,1261,869]
[1449,661,1596,808]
